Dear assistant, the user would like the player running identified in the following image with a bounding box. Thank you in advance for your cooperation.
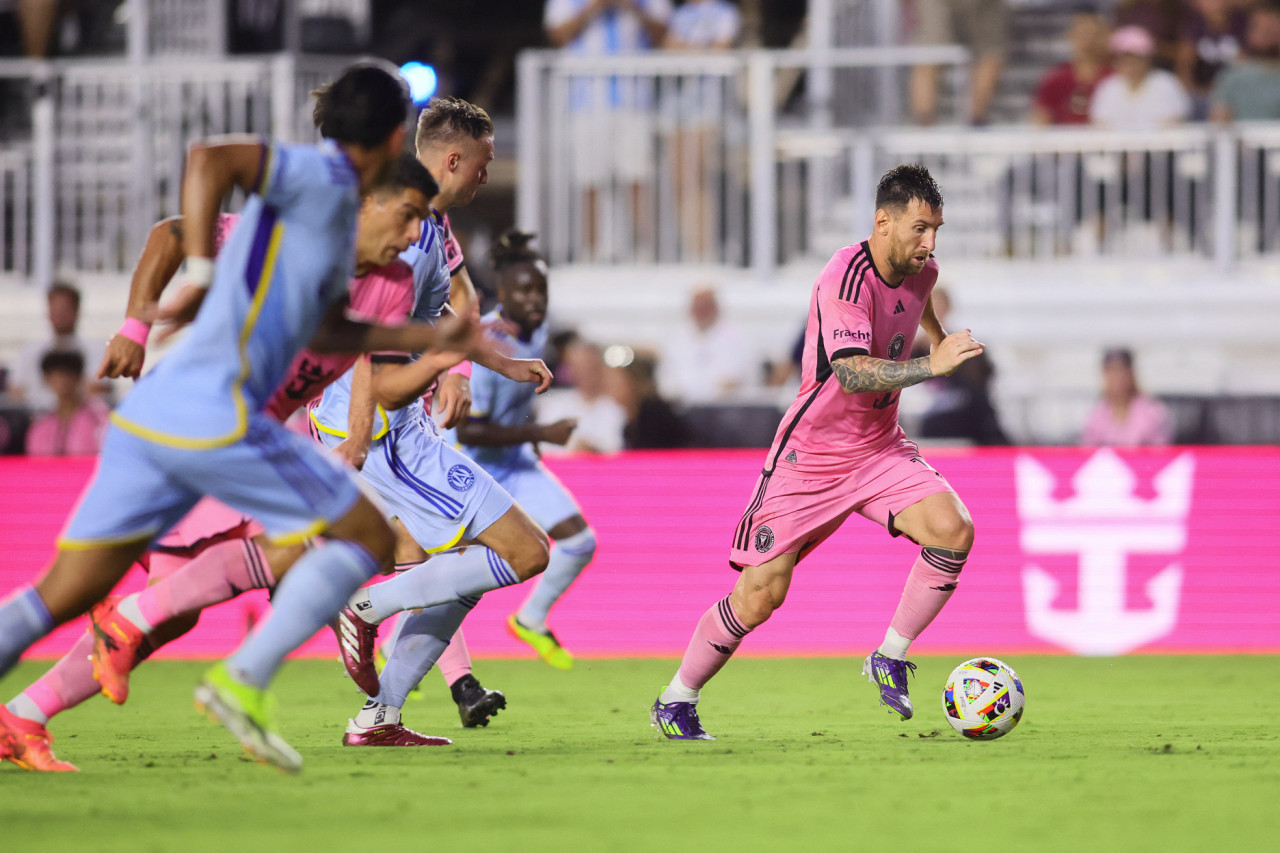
[310,100,558,745]
[0,154,461,771]
[451,229,597,669]
[0,62,497,773]
[650,164,984,739]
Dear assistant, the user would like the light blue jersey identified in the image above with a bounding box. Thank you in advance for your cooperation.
[114,139,359,447]
[309,209,451,440]
[457,311,549,471]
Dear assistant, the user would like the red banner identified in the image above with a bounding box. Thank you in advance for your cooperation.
[2,447,1278,659]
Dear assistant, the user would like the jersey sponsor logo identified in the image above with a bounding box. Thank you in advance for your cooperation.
[833,328,871,343]
[784,449,798,464]
[888,332,907,360]
[754,525,774,553]
[893,300,905,315]
[447,464,476,492]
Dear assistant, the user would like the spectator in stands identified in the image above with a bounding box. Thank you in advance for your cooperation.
[9,281,106,414]
[1090,25,1191,128]
[1031,7,1114,126]
[536,339,628,454]
[663,0,741,260]
[16,0,60,57]
[1113,0,1187,69]
[611,350,690,449]
[659,285,747,404]
[909,0,1011,126]
[544,0,674,259]
[24,351,109,456]
[1177,0,1250,119]
[918,353,1010,446]
[1080,347,1173,446]
[1210,0,1280,121]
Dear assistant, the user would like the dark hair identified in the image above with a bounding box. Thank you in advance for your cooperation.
[415,97,493,153]
[47,281,80,309]
[40,350,85,376]
[311,61,410,148]
[371,153,439,200]
[1102,347,1134,369]
[875,164,944,215]
[490,228,543,274]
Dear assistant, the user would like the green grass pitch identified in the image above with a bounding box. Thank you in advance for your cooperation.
[2,655,1277,852]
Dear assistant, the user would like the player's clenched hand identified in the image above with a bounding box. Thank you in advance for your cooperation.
[538,418,577,446]
[98,336,146,380]
[332,436,370,471]
[928,329,985,377]
[434,372,472,429]
[498,358,553,394]
[150,284,209,343]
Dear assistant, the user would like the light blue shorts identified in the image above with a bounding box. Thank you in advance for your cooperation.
[319,415,513,553]
[488,459,583,533]
[61,416,362,549]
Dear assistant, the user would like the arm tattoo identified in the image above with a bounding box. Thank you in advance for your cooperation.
[832,355,933,394]
[168,221,184,240]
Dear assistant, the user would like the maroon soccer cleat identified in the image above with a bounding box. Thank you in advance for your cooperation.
[332,606,381,697]
[341,723,452,747]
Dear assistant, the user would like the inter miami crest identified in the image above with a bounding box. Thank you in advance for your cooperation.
[888,332,907,361]
[447,464,475,492]
[754,525,774,553]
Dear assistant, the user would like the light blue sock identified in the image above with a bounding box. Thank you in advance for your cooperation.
[364,547,518,619]
[517,528,597,632]
[229,541,380,689]
[0,586,55,677]
[374,598,477,707]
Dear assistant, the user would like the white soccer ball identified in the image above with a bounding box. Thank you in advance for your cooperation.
[942,657,1026,740]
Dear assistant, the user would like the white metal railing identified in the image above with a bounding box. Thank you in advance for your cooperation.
[0,54,347,283]
[516,46,971,268]
[518,49,1280,275]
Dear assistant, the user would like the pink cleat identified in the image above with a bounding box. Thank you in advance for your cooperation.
[89,596,145,705]
[341,722,452,747]
[0,706,79,772]
[332,606,381,697]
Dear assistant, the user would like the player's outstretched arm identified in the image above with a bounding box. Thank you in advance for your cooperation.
[331,356,376,469]
[832,329,984,394]
[368,350,466,411]
[456,417,577,449]
[310,302,505,365]
[98,216,185,379]
[919,296,948,353]
[469,349,553,394]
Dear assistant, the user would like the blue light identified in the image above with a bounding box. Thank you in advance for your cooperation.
[400,62,438,106]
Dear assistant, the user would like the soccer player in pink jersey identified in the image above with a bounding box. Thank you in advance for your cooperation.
[651,164,986,739]
[0,154,458,771]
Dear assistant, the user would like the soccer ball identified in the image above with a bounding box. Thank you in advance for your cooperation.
[942,657,1025,740]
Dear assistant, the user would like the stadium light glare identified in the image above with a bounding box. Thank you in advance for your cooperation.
[399,62,438,106]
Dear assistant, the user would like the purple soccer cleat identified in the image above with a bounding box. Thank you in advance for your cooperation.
[863,651,918,720]
[332,606,381,697]
[650,696,715,741]
[342,722,453,747]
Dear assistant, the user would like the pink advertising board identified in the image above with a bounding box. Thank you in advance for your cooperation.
[2,447,1277,659]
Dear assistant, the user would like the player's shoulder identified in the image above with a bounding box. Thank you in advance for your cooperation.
[815,241,873,294]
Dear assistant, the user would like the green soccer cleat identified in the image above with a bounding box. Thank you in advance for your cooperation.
[195,663,302,774]
[506,614,574,670]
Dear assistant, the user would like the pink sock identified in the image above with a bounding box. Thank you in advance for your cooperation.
[889,547,968,640]
[136,539,273,627]
[19,632,100,722]
[437,628,473,686]
[676,596,752,691]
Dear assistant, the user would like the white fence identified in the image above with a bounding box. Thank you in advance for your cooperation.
[0,54,347,284]
[517,49,1280,275]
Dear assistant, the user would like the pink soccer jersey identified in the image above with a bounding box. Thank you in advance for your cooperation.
[440,212,465,277]
[766,240,938,476]
[263,259,415,421]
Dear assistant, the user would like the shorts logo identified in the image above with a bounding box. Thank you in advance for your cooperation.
[888,332,907,360]
[754,525,774,553]
[447,464,475,492]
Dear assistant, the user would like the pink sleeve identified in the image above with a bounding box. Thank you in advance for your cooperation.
[817,249,874,360]
[440,213,466,275]
[213,213,240,256]
[448,361,473,378]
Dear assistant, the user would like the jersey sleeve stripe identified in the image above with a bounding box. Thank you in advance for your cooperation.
[838,247,866,302]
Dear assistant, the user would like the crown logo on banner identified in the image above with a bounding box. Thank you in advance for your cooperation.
[1015,449,1194,656]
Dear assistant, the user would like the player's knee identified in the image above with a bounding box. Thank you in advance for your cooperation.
[736,584,784,629]
[509,530,551,580]
[928,512,974,552]
[557,526,597,561]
